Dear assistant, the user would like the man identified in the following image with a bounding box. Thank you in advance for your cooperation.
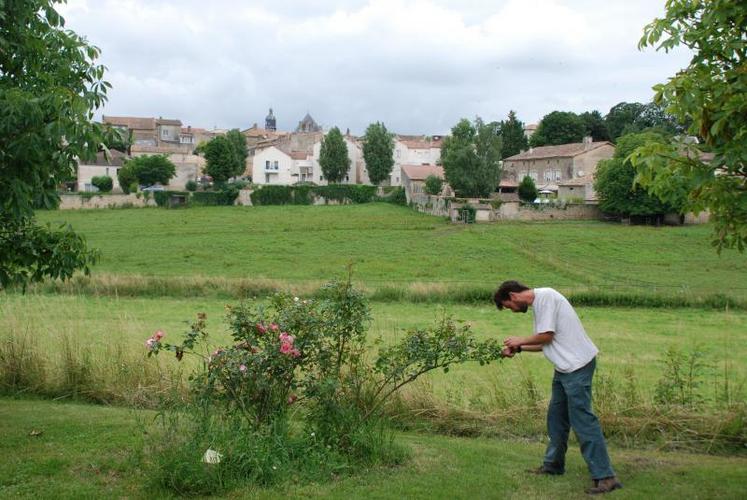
[495,280,622,495]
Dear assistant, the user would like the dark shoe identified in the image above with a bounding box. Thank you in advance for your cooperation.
[526,466,564,476]
[586,476,623,495]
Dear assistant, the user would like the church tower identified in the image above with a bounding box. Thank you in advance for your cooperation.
[265,108,276,131]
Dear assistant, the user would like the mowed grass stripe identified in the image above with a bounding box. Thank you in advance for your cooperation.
[35,204,747,295]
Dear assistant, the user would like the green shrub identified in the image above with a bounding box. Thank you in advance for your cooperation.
[117,165,139,194]
[518,176,538,203]
[424,175,443,195]
[91,176,113,193]
[381,186,406,205]
[250,185,295,205]
[313,184,377,204]
[185,180,198,192]
[154,191,191,208]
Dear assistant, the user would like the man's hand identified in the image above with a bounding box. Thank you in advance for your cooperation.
[504,336,524,350]
[501,346,515,358]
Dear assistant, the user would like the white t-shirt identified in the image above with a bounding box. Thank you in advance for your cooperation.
[532,288,598,373]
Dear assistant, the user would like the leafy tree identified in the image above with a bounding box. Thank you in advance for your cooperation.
[441,118,502,198]
[225,129,248,173]
[518,175,538,203]
[632,0,746,251]
[0,0,110,289]
[124,155,176,187]
[204,136,241,183]
[424,175,443,195]
[319,127,350,183]
[530,111,586,147]
[117,164,139,194]
[605,102,682,142]
[605,102,646,141]
[185,180,198,192]
[580,110,610,142]
[103,125,133,154]
[595,132,687,217]
[91,176,113,193]
[362,122,394,185]
[497,110,528,159]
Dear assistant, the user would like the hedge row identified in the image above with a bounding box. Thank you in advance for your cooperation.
[251,184,393,206]
[153,187,239,208]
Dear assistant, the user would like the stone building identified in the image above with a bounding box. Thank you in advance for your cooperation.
[76,150,129,192]
[295,113,322,133]
[502,137,614,194]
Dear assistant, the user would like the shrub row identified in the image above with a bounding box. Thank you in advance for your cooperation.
[250,184,381,206]
[153,187,240,208]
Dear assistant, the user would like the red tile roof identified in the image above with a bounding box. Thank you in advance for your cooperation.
[401,164,444,181]
[103,115,155,130]
[289,151,308,160]
[505,141,613,161]
[558,174,595,187]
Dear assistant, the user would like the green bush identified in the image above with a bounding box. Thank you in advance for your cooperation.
[191,186,239,206]
[424,175,443,195]
[381,186,406,205]
[117,165,139,194]
[185,180,198,192]
[154,191,191,208]
[313,184,377,204]
[518,176,538,203]
[250,185,295,205]
[91,176,113,193]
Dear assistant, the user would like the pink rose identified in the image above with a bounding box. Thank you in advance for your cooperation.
[256,323,267,335]
[278,332,295,344]
[239,364,247,373]
[280,342,293,354]
[145,338,156,351]
[154,330,165,341]
[287,394,297,405]
[270,323,279,332]
[290,348,301,358]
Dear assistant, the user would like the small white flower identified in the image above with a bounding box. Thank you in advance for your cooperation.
[294,296,300,302]
[272,465,277,470]
[310,432,315,437]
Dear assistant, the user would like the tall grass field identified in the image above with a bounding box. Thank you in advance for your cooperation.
[3,203,745,496]
[34,205,747,301]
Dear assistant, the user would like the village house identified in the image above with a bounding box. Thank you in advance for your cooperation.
[502,136,614,195]
[76,150,129,192]
[401,164,445,202]
[388,135,443,186]
[98,115,222,190]
[252,129,361,186]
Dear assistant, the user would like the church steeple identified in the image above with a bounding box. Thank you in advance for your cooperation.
[265,107,276,131]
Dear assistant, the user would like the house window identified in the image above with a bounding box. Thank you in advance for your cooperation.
[544,170,553,181]
[105,167,109,176]
[554,170,562,181]
[273,161,279,170]
[345,175,349,182]
[320,175,324,181]
[529,171,538,182]
[265,160,270,169]
[265,173,270,183]
[161,128,169,138]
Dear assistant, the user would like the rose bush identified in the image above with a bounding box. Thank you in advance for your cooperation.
[146,276,505,493]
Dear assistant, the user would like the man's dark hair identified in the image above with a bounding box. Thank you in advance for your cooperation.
[494,280,530,309]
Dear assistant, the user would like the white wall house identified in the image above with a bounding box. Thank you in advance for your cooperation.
[253,146,296,185]
[76,150,128,192]
[390,137,442,186]
[311,136,361,185]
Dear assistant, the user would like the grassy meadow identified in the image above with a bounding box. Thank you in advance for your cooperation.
[2,398,746,499]
[34,204,747,299]
[4,203,747,496]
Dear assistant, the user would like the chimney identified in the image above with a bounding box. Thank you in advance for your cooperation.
[188,125,191,132]
[582,136,593,149]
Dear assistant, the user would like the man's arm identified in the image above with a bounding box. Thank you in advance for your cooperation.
[504,331,553,350]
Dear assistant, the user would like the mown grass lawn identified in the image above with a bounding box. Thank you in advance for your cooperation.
[3,294,745,404]
[1,398,746,499]
[35,204,747,298]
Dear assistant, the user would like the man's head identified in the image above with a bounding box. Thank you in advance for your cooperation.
[494,280,532,313]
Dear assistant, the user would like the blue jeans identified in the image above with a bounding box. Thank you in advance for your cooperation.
[543,357,615,480]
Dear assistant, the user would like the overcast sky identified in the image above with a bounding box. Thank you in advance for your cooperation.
[59,0,691,135]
